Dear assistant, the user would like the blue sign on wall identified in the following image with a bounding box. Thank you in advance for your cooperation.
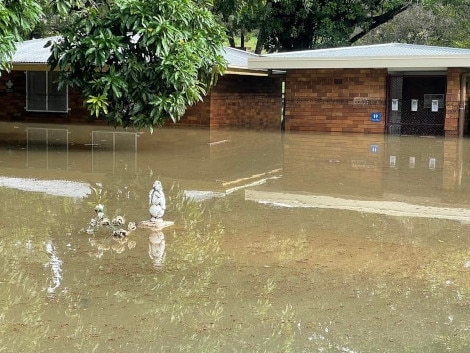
[370,112,381,122]
[370,144,380,153]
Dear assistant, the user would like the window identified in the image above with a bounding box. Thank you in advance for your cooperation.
[26,71,68,112]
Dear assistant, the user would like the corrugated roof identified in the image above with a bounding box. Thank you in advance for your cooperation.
[12,36,60,63]
[248,43,470,70]
[265,43,470,58]
[11,36,260,70]
[223,46,260,68]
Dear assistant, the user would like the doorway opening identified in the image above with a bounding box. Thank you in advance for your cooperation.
[387,75,446,136]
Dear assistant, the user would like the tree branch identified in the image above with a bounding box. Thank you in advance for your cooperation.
[349,3,412,44]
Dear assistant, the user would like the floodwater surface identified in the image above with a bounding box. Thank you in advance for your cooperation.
[0,122,470,352]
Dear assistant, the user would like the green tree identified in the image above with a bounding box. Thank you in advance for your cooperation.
[255,0,412,52]
[0,0,42,71]
[47,0,227,130]
[28,0,73,39]
[358,2,470,48]
[213,0,265,50]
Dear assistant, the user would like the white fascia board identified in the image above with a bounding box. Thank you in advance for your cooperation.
[248,55,470,70]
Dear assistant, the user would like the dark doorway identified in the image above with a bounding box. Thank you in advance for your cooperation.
[388,75,446,136]
[402,76,446,135]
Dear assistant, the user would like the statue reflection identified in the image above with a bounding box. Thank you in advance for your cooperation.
[148,230,166,270]
[45,240,63,299]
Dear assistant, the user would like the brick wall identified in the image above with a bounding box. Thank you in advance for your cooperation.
[2,67,466,136]
[284,68,387,133]
[2,71,282,130]
[173,75,282,130]
[0,70,92,124]
[173,97,211,127]
[1,71,27,121]
[208,75,283,130]
[445,68,463,137]
[170,74,283,129]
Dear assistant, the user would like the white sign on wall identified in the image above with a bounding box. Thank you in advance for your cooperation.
[424,94,444,110]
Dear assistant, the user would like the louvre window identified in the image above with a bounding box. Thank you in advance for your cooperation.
[26,71,68,113]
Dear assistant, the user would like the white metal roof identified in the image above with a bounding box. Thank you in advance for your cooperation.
[223,46,259,69]
[248,43,470,71]
[12,36,60,64]
[10,36,264,74]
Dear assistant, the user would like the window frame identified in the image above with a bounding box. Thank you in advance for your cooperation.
[25,71,69,113]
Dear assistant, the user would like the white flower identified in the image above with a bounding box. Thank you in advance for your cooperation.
[100,218,110,226]
[127,240,136,249]
[127,222,136,231]
[112,216,125,226]
[113,228,128,238]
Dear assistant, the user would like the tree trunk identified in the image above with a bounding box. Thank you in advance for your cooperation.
[254,1,271,54]
[228,32,236,48]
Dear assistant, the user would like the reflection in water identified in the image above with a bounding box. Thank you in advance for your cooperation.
[2,123,470,351]
[148,230,166,270]
[26,127,69,170]
[245,189,470,222]
[0,176,91,198]
[45,240,63,298]
[91,130,138,173]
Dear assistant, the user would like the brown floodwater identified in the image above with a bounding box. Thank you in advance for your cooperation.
[1,121,470,352]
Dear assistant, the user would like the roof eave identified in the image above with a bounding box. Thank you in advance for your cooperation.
[11,63,51,71]
[248,56,470,70]
[224,66,270,76]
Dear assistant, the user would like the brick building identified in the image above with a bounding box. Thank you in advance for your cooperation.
[0,37,283,130]
[248,44,470,137]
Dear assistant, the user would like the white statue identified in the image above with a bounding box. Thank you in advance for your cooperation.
[94,204,105,220]
[149,180,166,221]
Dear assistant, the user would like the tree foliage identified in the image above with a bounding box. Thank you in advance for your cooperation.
[47,0,227,130]
[358,2,470,48]
[213,0,265,50]
[0,0,42,71]
[28,0,74,39]
[256,0,412,52]
[211,0,470,53]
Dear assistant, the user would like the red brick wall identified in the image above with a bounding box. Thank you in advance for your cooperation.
[170,74,283,129]
[0,70,92,124]
[1,71,28,121]
[2,71,282,130]
[445,68,462,137]
[284,69,387,133]
[174,97,211,127]
[208,75,283,130]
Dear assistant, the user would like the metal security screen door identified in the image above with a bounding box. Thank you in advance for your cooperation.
[387,75,446,136]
